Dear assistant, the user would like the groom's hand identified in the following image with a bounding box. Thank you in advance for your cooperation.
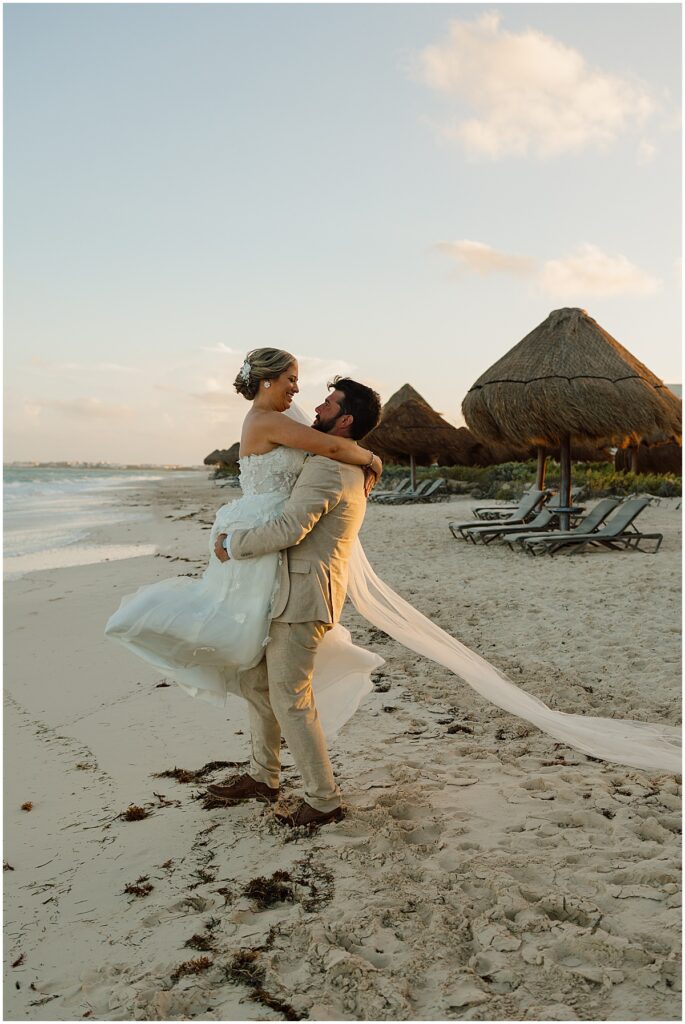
[214,533,230,562]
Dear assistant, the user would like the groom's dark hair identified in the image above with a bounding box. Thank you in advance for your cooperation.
[329,376,382,440]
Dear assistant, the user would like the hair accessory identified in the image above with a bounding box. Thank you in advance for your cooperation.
[240,359,251,382]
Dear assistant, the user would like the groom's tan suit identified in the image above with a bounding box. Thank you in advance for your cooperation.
[227,455,367,811]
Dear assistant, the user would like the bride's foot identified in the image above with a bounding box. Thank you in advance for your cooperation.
[206,773,279,805]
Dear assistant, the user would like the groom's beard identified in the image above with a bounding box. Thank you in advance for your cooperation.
[312,415,340,434]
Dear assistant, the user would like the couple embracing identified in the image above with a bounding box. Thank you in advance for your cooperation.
[107,348,387,827]
[106,348,680,824]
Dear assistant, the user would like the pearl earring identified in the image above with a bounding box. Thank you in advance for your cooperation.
[264,381,271,389]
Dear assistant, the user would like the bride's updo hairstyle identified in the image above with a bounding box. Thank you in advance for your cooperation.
[233,348,295,401]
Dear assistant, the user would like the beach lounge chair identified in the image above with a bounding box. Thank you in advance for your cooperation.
[525,498,662,556]
[472,488,547,521]
[416,478,448,503]
[379,479,435,504]
[449,489,551,539]
[369,477,411,502]
[507,497,621,554]
[461,504,560,545]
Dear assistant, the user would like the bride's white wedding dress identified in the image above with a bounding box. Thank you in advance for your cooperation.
[105,444,383,738]
[106,412,680,773]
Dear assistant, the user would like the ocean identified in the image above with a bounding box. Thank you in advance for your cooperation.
[3,466,201,579]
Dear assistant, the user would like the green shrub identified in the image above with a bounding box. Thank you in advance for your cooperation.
[210,465,239,479]
[376,461,681,498]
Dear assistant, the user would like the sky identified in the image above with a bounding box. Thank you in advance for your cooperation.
[4,2,682,464]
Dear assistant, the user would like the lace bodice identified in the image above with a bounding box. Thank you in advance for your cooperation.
[238,446,306,497]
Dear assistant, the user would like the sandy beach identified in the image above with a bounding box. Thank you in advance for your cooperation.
[4,473,681,1022]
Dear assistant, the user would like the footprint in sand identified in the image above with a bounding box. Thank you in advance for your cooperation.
[399,821,443,846]
[141,895,217,927]
[388,802,427,822]
[385,799,443,846]
[519,777,556,800]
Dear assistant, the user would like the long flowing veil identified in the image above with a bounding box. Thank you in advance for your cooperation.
[289,400,680,773]
[347,542,680,773]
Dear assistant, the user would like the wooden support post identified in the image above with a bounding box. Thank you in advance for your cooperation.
[536,446,547,491]
[559,434,572,532]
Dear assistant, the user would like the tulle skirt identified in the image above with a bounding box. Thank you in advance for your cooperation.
[105,489,383,739]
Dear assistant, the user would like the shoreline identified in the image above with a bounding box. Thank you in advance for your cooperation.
[3,468,208,578]
[4,474,681,1021]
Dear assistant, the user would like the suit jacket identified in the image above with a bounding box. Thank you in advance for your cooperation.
[229,455,366,624]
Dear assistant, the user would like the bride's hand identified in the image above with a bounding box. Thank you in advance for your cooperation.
[214,533,230,562]
[363,455,383,498]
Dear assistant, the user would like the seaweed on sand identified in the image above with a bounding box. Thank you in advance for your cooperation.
[123,876,154,897]
[170,956,213,983]
[152,760,244,784]
[184,933,216,952]
[242,855,334,914]
[243,870,294,909]
[189,866,216,889]
[292,852,335,913]
[119,805,150,821]
[225,951,302,1020]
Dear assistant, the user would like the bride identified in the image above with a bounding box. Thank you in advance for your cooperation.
[105,348,386,737]
[106,349,680,773]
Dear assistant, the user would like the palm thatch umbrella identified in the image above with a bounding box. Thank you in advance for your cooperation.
[203,441,240,468]
[434,426,482,467]
[615,442,682,475]
[545,441,613,464]
[464,434,611,468]
[462,307,682,529]
[382,383,432,414]
[362,398,471,487]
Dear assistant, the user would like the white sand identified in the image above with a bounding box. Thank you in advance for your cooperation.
[4,475,681,1021]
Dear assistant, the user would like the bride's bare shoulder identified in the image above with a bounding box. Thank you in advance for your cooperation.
[240,409,281,456]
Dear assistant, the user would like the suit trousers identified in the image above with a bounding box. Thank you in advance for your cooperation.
[238,619,342,813]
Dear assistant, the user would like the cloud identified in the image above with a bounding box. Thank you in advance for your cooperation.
[637,139,657,165]
[96,362,140,374]
[295,354,357,387]
[29,357,139,374]
[189,356,358,407]
[416,12,656,159]
[191,390,237,407]
[436,238,661,298]
[23,403,42,422]
[194,349,356,392]
[435,239,535,275]
[201,342,243,356]
[40,398,135,419]
[539,244,661,297]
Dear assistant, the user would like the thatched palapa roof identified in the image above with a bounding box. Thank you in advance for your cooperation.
[462,307,682,449]
[363,398,473,465]
[382,383,431,415]
[464,436,610,467]
[364,383,610,467]
[615,443,682,475]
[204,442,240,467]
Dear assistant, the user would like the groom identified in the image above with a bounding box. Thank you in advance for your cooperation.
[208,377,382,827]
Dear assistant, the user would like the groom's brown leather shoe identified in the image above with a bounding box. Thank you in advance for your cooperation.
[276,801,345,828]
[206,773,279,805]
